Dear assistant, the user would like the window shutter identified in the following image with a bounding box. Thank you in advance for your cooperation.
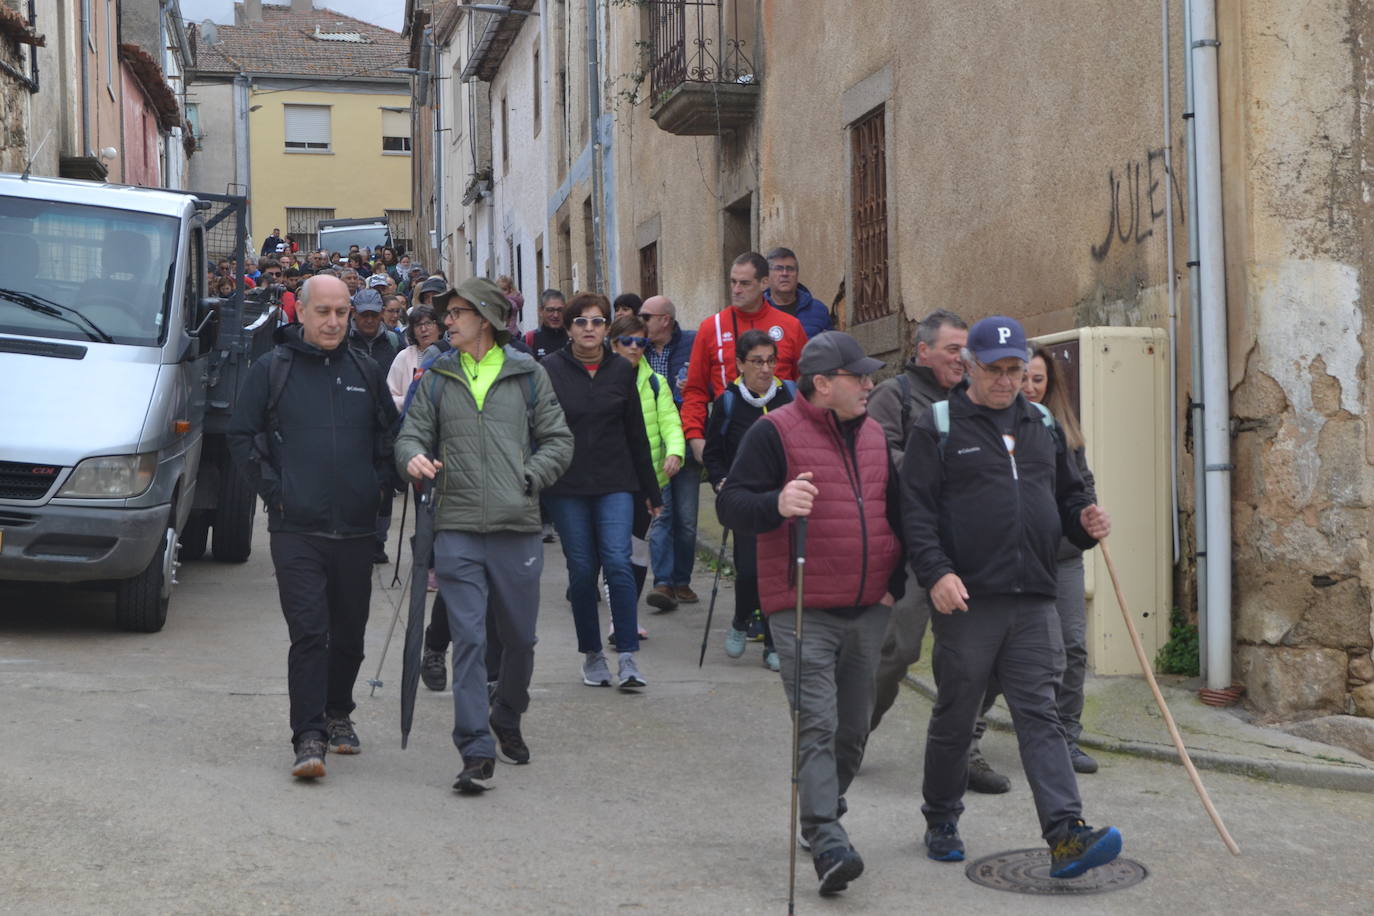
[284,105,331,149]
[381,109,409,139]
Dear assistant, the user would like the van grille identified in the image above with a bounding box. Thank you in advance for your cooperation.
[0,462,62,500]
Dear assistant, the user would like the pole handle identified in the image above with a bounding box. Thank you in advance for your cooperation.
[793,516,808,565]
[1100,538,1240,856]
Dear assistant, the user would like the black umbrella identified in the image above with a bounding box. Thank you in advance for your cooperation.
[400,479,436,749]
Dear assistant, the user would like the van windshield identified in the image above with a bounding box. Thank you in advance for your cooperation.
[0,198,178,347]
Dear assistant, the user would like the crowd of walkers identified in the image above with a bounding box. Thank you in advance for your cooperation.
[226,244,1124,898]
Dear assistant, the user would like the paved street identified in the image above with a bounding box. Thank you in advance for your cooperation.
[3,513,1372,914]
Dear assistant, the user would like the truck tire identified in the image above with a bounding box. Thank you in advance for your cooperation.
[212,466,256,563]
[115,525,175,633]
[179,511,210,561]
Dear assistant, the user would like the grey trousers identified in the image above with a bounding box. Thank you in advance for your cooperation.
[869,566,932,730]
[433,530,543,761]
[772,603,890,856]
[922,595,1081,841]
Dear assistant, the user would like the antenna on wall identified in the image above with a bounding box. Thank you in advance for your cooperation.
[21,129,54,181]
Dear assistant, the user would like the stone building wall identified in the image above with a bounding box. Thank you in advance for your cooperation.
[0,35,26,173]
[1223,0,1374,718]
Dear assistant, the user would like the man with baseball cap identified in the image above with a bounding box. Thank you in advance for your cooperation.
[395,277,573,795]
[717,331,905,897]
[901,315,1121,877]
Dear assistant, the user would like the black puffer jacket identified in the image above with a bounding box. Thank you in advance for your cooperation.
[228,326,398,537]
[900,381,1095,599]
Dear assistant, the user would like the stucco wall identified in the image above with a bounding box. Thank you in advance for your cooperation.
[187,80,236,195]
[246,85,413,248]
[120,64,162,188]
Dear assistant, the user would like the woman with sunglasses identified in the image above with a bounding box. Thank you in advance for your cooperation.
[543,293,663,690]
[608,314,685,608]
[703,328,796,671]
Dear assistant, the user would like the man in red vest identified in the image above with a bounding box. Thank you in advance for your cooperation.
[716,331,905,898]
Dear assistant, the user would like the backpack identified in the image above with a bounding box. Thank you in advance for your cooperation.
[929,398,1055,458]
[719,379,798,438]
[407,357,541,455]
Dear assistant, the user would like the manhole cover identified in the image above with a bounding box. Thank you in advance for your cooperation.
[965,848,1148,895]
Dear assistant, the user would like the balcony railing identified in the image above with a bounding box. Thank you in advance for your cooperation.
[647,0,759,136]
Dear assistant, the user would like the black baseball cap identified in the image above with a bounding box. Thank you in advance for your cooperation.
[797,331,885,376]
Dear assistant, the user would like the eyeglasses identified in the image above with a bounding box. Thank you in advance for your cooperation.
[616,335,649,348]
[742,356,778,367]
[571,315,607,328]
[412,319,437,329]
[769,264,798,274]
[446,306,478,320]
[974,360,1026,381]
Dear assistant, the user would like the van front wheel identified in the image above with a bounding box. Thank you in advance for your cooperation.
[115,526,175,633]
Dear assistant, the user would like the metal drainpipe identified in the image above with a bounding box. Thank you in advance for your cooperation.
[80,0,92,156]
[430,30,445,276]
[1182,0,1209,676]
[1161,0,1180,565]
[586,0,605,291]
[234,74,252,219]
[1187,0,1233,691]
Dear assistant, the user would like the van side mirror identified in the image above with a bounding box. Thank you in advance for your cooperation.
[187,297,221,356]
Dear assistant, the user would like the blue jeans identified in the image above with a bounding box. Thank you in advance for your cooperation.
[650,459,700,588]
[547,492,640,654]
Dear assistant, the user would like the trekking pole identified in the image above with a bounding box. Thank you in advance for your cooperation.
[1100,539,1241,855]
[390,486,409,587]
[786,517,808,915]
[367,556,412,696]
[697,527,731,667]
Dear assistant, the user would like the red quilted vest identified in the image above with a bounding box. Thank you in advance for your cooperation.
[755,397,902,614]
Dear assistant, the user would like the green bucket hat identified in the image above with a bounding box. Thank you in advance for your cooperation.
[435,276,512,345]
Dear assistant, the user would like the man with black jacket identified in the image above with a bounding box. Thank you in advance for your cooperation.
[523,289,569,360]
[717,331,904,898]
[228,275,399,780]
[901,315,1120,878]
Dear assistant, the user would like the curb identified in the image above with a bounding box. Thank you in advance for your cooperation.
[901,673,1374,794]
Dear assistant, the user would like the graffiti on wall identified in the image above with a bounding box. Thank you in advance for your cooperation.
[1090,147,1187,261]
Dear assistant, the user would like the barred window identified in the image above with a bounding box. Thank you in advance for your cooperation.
[850,106,889,324]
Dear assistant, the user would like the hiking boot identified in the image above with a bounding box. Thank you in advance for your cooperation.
[646,584,679,612]
[724,627,748,658]
[453,757,496,794]
[1049,821,1122,878]
[325,717,360,755]
[291,734,327,780]
[1071,745,1100,774]
[490,717,530,765]
[967,751,1011,794]
[582,651,612,687]
[924,822,965,862]
[798,796,846,851]
[763,649,781,672]
[542,522,557,543]
[813,845,864,895]
[674,585,700,604]
[420,648,448,691]
[617,652,646,689]
[746,610,766,641]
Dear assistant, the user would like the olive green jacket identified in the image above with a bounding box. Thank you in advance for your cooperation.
[394,346,573,533]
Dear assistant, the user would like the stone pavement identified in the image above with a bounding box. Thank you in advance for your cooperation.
[694,480,1374,793]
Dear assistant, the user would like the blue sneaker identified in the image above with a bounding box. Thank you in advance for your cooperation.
[924,822,965,862]
[724,627,748,658]
[1049,822,1122,878]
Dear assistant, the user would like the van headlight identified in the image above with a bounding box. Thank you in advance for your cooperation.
[56,454,158,498]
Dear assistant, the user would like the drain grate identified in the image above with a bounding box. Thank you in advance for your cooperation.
[965,848,1148,895]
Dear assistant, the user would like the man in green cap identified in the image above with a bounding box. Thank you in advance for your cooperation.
[395,277,574,795]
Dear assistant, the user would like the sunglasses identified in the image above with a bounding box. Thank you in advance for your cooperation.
[263,271,282,279]
[571,315,607,328]
[616,335,649,348]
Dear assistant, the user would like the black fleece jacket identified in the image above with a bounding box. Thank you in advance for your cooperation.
[228,326,398,537]
[542,347,662,506]
[900,381,1095,599]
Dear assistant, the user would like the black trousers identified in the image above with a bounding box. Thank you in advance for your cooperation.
[269,532,374,744]
[730,532,773,650]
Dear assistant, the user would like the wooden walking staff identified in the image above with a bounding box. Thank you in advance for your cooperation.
[1099,539,1241,855]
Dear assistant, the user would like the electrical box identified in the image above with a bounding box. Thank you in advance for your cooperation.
[1032,327,1172,675]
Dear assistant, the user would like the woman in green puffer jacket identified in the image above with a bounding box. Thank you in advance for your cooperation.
[609,314,685,603]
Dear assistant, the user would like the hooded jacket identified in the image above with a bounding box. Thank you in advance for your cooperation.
[227,325,398,537]
[765,284,833,339]
[632,358,685,490]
